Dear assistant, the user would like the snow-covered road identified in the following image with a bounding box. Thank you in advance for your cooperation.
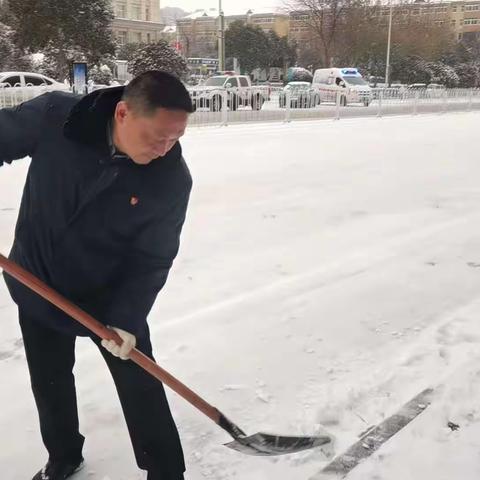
[1,113,480,479]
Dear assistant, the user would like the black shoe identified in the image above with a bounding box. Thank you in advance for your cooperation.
[147,472,184,480]
[32,458,84,480]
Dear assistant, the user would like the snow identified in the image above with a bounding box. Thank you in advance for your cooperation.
[162,25,177,34]
[182,8,220,20]
[1,112,480,479]
[180,7,279,19]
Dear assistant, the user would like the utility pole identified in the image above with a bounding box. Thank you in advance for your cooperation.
[218,0,226,71]
[385,0,394,87]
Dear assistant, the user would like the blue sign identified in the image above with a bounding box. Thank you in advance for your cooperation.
[341,68,360,76]
[72,62,88,94]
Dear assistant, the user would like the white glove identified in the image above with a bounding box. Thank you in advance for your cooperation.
[101,326,136,360]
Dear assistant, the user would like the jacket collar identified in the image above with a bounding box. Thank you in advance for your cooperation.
[63,86,125,156]
[106,118,130,163]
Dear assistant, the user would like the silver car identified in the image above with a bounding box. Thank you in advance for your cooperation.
[279,82,320,109]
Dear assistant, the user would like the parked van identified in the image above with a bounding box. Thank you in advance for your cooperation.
[312,68,372,106]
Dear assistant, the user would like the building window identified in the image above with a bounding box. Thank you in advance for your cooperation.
[134,32,142,42]
[292,14,309,21]
[146,5,151,21]
[117,31,128,45]
[465,4,480,11]
[131,3,142,20]
[451,19,456,26]
[147,33,151,42]
[116,0,127,18]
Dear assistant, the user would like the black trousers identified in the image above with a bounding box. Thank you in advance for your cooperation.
[19,311,185,480]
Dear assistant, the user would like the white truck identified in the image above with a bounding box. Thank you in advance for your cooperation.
[312,68,372,107]
[189,74,270,111]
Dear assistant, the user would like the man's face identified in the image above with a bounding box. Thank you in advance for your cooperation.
[113,101,188,165]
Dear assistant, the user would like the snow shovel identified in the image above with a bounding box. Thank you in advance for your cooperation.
[0,253,332,456]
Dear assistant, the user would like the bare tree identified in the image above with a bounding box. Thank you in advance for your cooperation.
[334,3,381,65]
[285,0,367,67]
[285,0,456,81]
[179,32,192,57]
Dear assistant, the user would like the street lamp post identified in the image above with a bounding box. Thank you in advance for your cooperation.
[218,0,226,71]
[385,0,394,87]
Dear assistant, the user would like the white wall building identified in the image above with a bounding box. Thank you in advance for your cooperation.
[111,0,164,45]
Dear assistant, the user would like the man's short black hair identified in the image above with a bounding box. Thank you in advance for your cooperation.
[122,70,193,114]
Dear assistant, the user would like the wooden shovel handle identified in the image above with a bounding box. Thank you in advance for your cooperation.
[0,253,222,425]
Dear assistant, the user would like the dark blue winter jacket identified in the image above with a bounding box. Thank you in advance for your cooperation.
[0,87,192,336]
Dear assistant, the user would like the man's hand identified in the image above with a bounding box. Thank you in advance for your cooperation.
[101,326,136,360]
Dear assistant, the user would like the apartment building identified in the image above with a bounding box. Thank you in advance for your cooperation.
[371,0,480,41]
[175,2,480,58]
[176,9,289,57]
[288,1,480,45]
[111,0,164,45]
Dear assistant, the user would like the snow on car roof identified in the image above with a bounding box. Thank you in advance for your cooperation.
[0,72,60,82]
[0,71,45,76]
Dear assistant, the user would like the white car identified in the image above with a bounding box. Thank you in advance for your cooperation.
[189,75,270,111]
[312,68,372,107]
[406,83,446,99]
[0,72,70,107]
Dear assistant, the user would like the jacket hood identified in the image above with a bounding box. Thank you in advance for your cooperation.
[64,86,124,148]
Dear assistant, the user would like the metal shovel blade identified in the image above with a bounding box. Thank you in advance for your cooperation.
[224,432,332,456]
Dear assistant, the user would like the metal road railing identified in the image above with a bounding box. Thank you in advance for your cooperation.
[187,87,480,126]
[2,85,479,125]
[0,83,54,108]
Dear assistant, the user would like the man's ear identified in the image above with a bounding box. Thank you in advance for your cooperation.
[114,101,129,124]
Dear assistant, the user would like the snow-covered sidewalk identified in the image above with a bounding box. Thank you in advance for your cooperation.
[1,113,480,479]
